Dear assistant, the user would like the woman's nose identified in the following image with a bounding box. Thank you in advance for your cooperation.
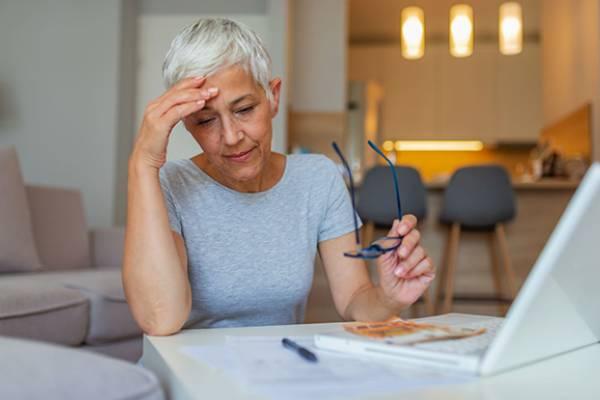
[222,119,243,146]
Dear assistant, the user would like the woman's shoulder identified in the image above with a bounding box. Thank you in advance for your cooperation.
[282,154,345,201]
[160,158,185,173]
[159,159,211,191]
[159,159,188,181]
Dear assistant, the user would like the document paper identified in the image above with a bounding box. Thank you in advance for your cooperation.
[181,335,471,399]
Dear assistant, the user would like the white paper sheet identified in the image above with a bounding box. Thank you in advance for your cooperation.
[180,336,472,399]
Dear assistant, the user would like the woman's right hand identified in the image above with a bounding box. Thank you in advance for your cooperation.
[130,76,219,170]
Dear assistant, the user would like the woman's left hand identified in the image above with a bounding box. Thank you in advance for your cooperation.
[376,215,435,311]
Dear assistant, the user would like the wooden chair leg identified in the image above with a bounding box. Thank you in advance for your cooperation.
[496,223,517,299]
[488,230,508,315]
[409,301,419,319]
[408,288,434,319]
[423,288,435,316]
[440,223,461,314]
[434,226,451,313]
[362,222,375,248]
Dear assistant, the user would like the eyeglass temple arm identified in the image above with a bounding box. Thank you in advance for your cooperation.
[331,142,361,246]
[367,140,403,221]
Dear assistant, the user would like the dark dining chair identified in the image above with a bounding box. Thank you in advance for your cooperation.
[357,165,427,242]
[436,164,518,315]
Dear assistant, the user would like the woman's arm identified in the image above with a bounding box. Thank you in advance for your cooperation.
[318,231,399,321]
[318,215,435,321]
[123,162,191,336]
[122,76,218,336]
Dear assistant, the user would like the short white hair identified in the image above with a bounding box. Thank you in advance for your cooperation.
[162,18,273,102]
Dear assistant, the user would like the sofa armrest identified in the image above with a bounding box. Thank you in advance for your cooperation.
[90,227,125,268]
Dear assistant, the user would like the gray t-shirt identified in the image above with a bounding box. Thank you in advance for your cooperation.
[159,154,359,329]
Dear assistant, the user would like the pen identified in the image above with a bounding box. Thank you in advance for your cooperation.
[281,337,318,363]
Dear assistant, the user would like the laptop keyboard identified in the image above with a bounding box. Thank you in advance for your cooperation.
[413,317,503,356]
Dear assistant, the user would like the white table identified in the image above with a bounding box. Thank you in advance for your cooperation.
[140,322,600,400]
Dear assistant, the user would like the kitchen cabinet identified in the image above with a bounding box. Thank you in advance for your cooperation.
[349,42,542,143]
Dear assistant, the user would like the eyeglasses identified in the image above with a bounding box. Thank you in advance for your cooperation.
[332,140,403,259]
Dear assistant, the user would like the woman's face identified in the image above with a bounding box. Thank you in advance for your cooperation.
[182,65,281,186]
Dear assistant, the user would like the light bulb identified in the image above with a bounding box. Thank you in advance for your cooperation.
[450,5,474,57]
[500,2,523,55]
[401,7,425,59]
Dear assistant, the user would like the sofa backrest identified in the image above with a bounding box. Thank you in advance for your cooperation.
[26,185,91,270]
[0,147,43,273]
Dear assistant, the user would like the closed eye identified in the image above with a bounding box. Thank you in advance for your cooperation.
[235,105,255,115]
[197,118,215,126]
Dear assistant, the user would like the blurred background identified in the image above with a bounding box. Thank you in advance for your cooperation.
[1,0,599,319]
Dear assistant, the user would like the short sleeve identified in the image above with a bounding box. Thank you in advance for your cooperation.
[318,160,362,242]
[159,168,183,235]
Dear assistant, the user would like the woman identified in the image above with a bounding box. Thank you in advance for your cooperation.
[123,18,435,335]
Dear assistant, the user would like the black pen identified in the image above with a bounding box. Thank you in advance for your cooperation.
[281,338,318,363]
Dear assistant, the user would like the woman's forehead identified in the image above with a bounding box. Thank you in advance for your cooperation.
[200,93,259,113]
[204,65,261,96]
[193,68,263,112]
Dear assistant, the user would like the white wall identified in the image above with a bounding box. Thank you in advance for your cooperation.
[0,0,123,228]
[113,0,138,226]
[139,0,267,15]
[266,0,290,153]
[291,0,347,112]
[541,0,600,161]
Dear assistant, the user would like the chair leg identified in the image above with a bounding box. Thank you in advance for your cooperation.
[440,223,461,314]
[409,288,435,319]
[362,222,375,248]
[496,224,518,299]
[434,223,453,313]
[434,231,450,313]
[488,230,508,315]
[423,288,435,316]
[409,301,419,319]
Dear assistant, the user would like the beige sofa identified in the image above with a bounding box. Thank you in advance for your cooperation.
[0,146,141,362]
[0,336,164,400]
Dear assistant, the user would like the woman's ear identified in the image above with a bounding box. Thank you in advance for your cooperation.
[268,78,282,117]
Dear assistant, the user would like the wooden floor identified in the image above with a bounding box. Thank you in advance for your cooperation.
[305,186,575,323]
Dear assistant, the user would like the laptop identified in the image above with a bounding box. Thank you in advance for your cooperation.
[315,163,600,376]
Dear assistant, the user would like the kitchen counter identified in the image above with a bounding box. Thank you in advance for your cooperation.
[426,177,580,190]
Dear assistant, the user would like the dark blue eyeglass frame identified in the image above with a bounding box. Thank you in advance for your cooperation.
[332,140,404,259]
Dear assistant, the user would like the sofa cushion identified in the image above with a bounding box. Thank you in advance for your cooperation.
[26,185,91,270]
[90,227,126,268]
[32,269,142,344]
[0,277,88,345]
[0,336,164,400]
[0,147,42,272]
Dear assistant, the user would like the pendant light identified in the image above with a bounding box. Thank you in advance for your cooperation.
[401,7,425,59]
[450,4,474,57]
[499,2,523,55]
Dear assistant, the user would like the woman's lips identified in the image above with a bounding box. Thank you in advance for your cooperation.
[224,147,255,162]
